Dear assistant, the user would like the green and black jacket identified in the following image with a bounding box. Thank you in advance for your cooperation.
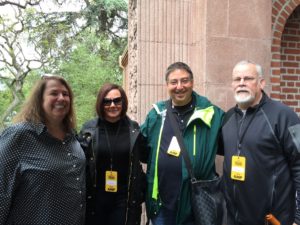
[141,91,224,225]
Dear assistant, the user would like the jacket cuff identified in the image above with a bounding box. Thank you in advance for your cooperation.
[295,209,300,225]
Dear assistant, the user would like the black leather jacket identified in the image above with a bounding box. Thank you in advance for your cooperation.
[78,116,148,225]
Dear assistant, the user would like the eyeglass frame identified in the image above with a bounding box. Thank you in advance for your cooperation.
[103,97,123,106]
[167,77,193,86]
[232,76,259,84]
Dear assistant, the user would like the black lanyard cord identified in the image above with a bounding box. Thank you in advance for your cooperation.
[236,106,260,155]
[103,121,121,170]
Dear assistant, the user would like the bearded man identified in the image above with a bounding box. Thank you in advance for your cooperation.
[220,60,300,225]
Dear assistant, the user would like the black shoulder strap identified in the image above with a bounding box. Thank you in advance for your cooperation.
[166,100,196,180]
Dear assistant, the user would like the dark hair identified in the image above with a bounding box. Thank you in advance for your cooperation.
[95,83,128,119]
[165,62,194,81]
[14,75,76,131]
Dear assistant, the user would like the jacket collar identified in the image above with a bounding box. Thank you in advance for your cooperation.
[187,106,214,127]
[152,92,215,128]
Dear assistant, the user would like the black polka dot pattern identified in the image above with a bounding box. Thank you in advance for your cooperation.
[0,122,86,225]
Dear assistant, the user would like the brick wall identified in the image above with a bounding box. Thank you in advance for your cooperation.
[280,6,300,112]
[271,0,300,114]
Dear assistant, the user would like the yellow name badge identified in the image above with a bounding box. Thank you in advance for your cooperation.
[105,171,118,192]
[167,136,181,157]
[231,156,246,181]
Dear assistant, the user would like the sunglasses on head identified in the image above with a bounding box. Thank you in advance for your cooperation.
[103,97,122,106]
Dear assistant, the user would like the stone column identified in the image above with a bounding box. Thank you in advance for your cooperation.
[127,0,138,121]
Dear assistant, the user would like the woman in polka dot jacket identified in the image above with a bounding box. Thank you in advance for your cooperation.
[0,75,86,225]
[79,83,148,225]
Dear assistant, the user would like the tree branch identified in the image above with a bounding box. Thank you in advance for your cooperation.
[0,0,41,9]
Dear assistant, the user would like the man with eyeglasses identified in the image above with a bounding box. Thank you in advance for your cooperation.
[220,60,300,225]
[141,61,224,225]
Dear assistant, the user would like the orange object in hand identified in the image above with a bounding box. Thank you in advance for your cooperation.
[265,214,281,225]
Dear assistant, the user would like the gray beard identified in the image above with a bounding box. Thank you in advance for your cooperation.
[234,94,255,107]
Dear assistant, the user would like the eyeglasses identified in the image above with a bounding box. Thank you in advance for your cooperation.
[168,77,192,86]
[103,97,122,106]
[232,76,257,84]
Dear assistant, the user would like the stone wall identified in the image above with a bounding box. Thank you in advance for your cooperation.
[125,0,300,120]
[123,0,300,224]
[127,0,138,121]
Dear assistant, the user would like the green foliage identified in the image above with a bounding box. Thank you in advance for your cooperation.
[0,0,127,130]
[0,72,40,127]
[23,72,41,98]
[59,31,124,129]
[0,87,12,117]
[84,0,127,40]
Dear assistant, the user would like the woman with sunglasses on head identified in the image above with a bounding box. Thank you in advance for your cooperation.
[79,83,147,225]
[0,75,86,225]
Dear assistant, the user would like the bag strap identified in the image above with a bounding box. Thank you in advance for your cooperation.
[166,100,196,180]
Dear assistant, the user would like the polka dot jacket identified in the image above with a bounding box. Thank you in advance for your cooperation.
[0,122,86,225]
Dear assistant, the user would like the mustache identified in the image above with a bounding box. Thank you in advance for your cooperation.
[174,90,186,94]
[236,88,250,93]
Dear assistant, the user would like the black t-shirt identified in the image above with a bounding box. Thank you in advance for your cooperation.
[172,100,195,133]
[158,99,194,210]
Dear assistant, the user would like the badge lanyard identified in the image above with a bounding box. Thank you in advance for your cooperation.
[103,122,121,192]
[103,122,121,171]
[235,107,260,155]
[231,107,260,181]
